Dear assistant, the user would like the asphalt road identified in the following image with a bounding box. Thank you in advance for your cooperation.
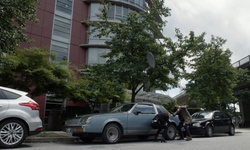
[14,129,250,150]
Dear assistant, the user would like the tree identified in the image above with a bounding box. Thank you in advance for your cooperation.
[0,47,80,99]
[0,0,38,54]
[77,65,127,112]
[184,36,247,110]
[233,69,250,103]
[84,0,189,102]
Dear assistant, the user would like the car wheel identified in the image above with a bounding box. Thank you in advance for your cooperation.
[205,125,213,137]
[228,125,235,136]
[0,119,27,148]
[102,123,121,144]
[163,124,177,140]
[79,135,96,143]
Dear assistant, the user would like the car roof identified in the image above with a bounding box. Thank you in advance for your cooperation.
[0,86,28,96]
[194,110,222,114]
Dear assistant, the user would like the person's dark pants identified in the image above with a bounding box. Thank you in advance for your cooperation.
[177,122,191,139]
[155,125,167,141]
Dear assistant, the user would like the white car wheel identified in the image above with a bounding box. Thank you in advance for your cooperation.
[0,119,27,148]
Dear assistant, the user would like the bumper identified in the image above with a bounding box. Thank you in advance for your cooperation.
[189,126,206,135]
[62,126,100,137]
[63,126,84,134]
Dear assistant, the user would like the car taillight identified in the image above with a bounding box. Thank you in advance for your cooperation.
[19,101,40,110]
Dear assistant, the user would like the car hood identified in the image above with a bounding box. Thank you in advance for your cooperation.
[78,112,127,118]
[65,112,128,125]
[192,118,211,123]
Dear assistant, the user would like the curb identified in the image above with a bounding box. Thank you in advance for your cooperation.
[25,137,79,143]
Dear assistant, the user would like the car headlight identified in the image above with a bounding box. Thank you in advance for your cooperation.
[80,117,92,124]
[86,117,92,124]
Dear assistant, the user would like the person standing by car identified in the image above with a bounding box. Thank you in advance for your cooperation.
[152,112,170,142]
[173,105,192,141]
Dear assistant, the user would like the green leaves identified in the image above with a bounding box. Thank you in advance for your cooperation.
[0,47,77,98]
[0,0,38,53]
[184,35,246,110]
[83,1,188,102]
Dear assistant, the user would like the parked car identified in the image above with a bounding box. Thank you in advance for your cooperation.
[63,102,180,144]
[0,86,43,148]
[190,110,235,137]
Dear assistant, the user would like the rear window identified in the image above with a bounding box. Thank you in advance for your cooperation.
[192,111,213,119]
[156,105,169,114]
[0,89,21,99]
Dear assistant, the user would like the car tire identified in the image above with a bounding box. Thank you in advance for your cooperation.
[205,125,213,137]
[79,135,96,143]
[0,119,27,148]
[228,125,235,136]
[163,124,177,140]
[102,123,121,144]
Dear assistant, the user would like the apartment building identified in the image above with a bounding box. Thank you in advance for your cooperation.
[20,0,171,130]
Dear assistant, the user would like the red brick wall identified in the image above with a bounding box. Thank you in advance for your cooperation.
[69,0,88,68]
[20,0,55,49]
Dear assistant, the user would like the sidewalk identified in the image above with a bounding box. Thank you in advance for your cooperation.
[25,128,250,143]
[25,131,79,143]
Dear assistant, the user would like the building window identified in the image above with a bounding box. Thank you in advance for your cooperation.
[87,48,110,65]
[53,15,71,39]
[51,40,69,61]
[51,0,73,62]
[56,0,73,15]
[108,5,115,20]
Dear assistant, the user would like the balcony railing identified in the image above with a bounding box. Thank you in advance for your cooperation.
[232,55,250,68]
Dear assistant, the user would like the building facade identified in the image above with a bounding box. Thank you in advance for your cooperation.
[20,0,167,130]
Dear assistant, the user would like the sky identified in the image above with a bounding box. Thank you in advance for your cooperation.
[158,0,250,97]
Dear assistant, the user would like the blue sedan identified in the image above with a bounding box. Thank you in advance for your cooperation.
[63,102,179,143]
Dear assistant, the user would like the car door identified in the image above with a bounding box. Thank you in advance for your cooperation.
[0,89,10,119]
[213,111,224,132]
[220,112,232,132]
[126,103,156,135]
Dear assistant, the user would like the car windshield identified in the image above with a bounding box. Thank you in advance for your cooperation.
[192,111,213,119]
[110,104,135,113]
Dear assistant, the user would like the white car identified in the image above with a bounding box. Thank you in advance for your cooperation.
[0,86,43,148]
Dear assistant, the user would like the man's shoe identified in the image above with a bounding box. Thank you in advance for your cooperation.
[185,136,192,141]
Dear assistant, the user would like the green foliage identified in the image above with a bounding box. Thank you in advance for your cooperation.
[162,99,177,113]
[184,35,244,110]
[0,0,38,54]
[84,0,189,102]
[0,47,79,99]
[234,88,250,102]
[79,64,127,111]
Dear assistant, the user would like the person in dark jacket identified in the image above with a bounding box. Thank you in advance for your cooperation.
[173,105,192,141]
[152,112,170,142]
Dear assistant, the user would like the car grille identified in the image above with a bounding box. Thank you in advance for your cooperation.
[65,118,81,125]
